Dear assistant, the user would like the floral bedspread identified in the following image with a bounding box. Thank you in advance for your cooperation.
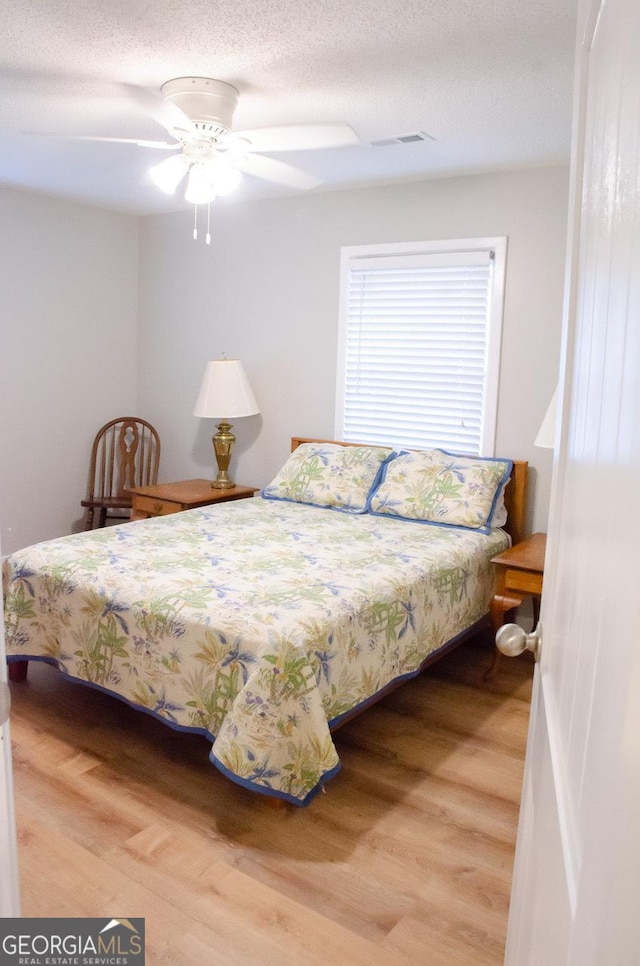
[3,498,508,805]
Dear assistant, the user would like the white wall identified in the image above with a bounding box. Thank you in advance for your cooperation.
[0,169,567,551]
[0,188,139,553]
[139,166,568,533]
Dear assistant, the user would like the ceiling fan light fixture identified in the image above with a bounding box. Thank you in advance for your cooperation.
[149,154,189,195]
[185,164,218,205]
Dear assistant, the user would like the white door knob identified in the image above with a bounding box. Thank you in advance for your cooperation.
[496,621,542,661]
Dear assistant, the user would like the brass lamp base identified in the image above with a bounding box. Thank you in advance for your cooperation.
[211,422,236,488]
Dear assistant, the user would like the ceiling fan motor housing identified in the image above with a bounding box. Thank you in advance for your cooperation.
[161,77,239,140]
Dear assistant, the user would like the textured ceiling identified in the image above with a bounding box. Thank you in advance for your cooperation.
[0,0,577,215]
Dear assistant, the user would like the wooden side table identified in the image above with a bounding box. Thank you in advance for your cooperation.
[487,532,546,675]
[129,479,259,521]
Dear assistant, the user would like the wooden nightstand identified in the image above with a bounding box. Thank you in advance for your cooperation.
[129,479,259,521]
[487,532,546,675]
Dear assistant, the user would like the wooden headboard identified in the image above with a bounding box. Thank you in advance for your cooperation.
[290,436,528,546]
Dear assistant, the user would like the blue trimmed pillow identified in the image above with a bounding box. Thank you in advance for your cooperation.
[368,449,512,532]
[262,443,392,514]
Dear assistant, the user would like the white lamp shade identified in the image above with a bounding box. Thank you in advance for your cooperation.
[209,160,242,196]
[185,164,217,205]
[535,387,558,448]
[149,154,189,195]
[193,359,260,419]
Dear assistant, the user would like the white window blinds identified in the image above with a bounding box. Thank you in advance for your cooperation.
[335,239,506,456]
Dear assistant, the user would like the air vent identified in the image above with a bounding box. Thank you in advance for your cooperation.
[370,131,435,148]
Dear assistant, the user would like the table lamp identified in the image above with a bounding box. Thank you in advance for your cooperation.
[193,359,260,488]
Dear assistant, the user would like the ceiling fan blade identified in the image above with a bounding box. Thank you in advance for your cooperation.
[233,153,322,190]
[20,132,180,149]
[121,83,194,139]
[230,123,359,153]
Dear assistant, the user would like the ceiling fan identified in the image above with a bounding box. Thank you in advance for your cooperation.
[53,76,359,206]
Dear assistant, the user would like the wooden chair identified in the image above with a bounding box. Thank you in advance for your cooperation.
[81,417,161,529]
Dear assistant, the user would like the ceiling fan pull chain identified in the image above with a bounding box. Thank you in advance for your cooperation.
[206,203,211,245]
[193,203,198,240]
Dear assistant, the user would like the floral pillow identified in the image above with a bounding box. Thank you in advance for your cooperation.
[262,443,392,514]
[369,448,512,532]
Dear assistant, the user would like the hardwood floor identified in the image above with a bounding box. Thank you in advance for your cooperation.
[8,632,533,966]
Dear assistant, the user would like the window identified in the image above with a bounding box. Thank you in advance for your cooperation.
[335,237,507,456]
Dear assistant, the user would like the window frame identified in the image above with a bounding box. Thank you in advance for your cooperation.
[334,236,508,456]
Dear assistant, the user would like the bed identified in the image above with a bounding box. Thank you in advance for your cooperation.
[3,437,527,806]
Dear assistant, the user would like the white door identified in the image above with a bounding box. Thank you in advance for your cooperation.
[505,0,640,962]
[0,532,21,915]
